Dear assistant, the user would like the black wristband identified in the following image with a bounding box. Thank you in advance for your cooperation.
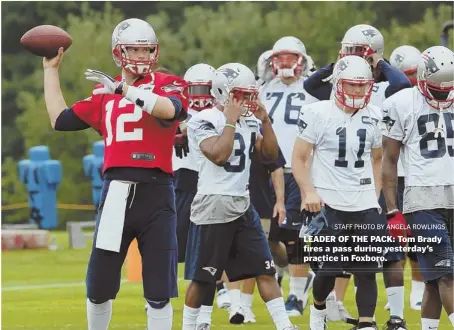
[114,82,124,95]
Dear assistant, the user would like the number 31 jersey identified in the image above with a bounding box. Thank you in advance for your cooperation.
[381,87,454,187]
[71,72,188,174]
[259,78,319,167]
[297,100,382,210]
[187,107,260,196]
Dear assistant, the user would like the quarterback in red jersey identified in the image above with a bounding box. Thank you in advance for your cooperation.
[43,18,187,330]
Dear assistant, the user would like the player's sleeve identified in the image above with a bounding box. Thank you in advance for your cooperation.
[158,75,189,122]
[303,63,334,101]
[54,108,91,131]
[70,89,103,133]
[296,104,319,144]
[377,60,412,98]
[187,112,220,148]
[381,96,405,142]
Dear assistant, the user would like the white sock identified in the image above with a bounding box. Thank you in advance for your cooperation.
[289,276,308,301]
[411,280,425,294]
[196,305,213,326]
[276,266,287,277]
[228,289,241,308]
[182,305,200,330]
[266,297,293,330]
[146,301,173,330]
[386,286,404,319]
[241,293,254,308]
[421,318,440,330]
[86,299,112,330]
[449,313,454,325]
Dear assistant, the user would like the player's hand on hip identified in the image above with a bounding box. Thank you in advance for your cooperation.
[273,201,286,225]
[302,191,324,213]
[84,69,118,95]
[43,47,64,70]
[224,93,244,123]
[386,210,411,246]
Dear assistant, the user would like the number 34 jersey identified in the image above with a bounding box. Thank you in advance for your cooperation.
[71,72,188,175]
[381,87,454,187]
[259,78,319,167]
[187,107,260,196]
[297,100,382,210]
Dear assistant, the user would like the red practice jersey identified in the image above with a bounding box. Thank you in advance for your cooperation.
[72,72,188,174]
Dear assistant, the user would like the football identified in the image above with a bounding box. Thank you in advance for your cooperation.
[20,25,72,58]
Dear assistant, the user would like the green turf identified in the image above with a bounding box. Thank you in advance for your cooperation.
[2,231,447,329]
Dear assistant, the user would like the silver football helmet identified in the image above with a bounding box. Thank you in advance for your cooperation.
[271,36,307,78]
[184,63,216,111]
[417,46,454,109]
[211,63,258,116]
[390,45,421,85]
[112,18,159,76]
[256,50,273,85]
[340,24,384,58]
[332,55,374,110]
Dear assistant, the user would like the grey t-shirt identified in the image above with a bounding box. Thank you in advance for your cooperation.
[190,194,250,225]
[404,185,454,214]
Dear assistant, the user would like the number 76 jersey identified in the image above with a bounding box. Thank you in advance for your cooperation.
[259,78,319,167]
[297,100,382,192]
[381,87,454,187]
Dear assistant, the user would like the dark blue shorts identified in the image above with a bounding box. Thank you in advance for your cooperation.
[269,173,303,242]
[311,206,391,276]
[86,179,178,302]
[185,205,275,283]
[405,208,453,282]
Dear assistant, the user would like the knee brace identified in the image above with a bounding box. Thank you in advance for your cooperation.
[146,299,170,309]
[284,238,307,265]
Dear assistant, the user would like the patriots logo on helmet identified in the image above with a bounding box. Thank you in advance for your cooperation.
[218,68,240,84]
[394,54,405,67]
[117,21,131,36]
[361,29,378,40]
[422,54,440,75]
[336,59,348,75]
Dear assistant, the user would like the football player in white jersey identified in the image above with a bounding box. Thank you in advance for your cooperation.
[302,25,411,327]
[293,55,388,330]
[259,36,319,316]
[389,45,426,311]
[381,46,454,330]
[182,63,298,330]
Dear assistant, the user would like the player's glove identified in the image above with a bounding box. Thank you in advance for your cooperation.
[84,69,118,95]
[299,207,329,238]
[174,134,189,159]
[386,210,411,246]
[304,54,317,76]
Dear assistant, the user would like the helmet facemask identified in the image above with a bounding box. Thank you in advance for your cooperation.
[335,79,374,110]
[229,87,259,117]
[340,44,375,58]
[113,44,159,76]
[271,52,304,79]
[418,79,454,110]
[187,83,215,111]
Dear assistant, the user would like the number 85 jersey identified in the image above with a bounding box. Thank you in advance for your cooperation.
[381,87,454,187]
[187,107,260,196]
[297,100,382,194]
[259,77,319,167]
[71,72,188,175]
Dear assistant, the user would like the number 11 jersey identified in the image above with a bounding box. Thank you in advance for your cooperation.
[259,78,319,167]
[297,100,382,211]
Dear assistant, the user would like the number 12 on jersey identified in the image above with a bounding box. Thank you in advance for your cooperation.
[335,127,367,168]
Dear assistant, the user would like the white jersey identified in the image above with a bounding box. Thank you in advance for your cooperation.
[172,108,199,172]
[297,100,382,211]
[187,107,261,196]
[381,87,454,212]
[259,77,319,168]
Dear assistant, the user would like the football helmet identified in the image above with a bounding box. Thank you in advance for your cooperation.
[184,63,216,111]
[256,50,273,85]
[340,24,384,58]
[211,63,259,116]
[332,55,374,110]
[390,45,421,85]
[112,18,159,76]
[271,36,307,78]
[417,46,454,109]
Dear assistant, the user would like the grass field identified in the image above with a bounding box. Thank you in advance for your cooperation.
[2,231,449,329]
